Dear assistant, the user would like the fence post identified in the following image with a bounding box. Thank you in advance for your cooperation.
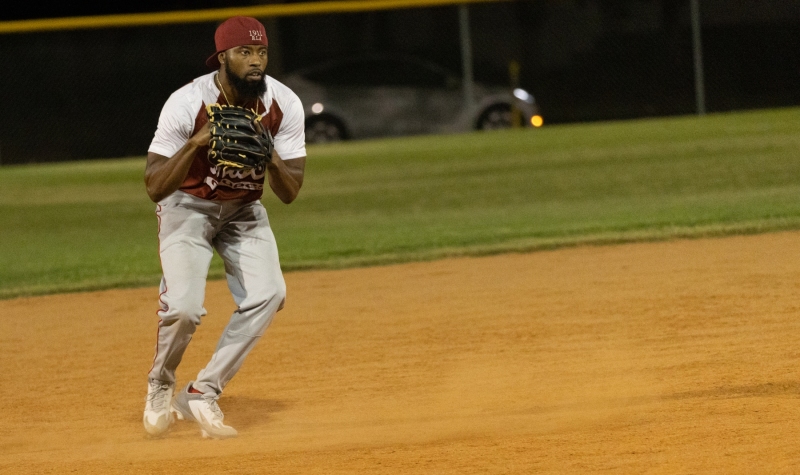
[509,60,521,128]
[458,3,475,111]
[690,0,706,115]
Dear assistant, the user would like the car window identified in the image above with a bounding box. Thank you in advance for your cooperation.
[302,58,454,88]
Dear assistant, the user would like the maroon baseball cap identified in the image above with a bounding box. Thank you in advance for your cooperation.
[206,16,269,69]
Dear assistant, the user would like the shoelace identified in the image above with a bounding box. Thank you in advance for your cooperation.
[202,395,225,419]
[147,383,171,410]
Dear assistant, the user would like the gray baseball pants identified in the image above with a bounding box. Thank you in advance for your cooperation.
[147,190,286,395]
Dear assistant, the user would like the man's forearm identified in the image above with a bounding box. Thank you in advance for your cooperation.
[145,145,200,203]
[145,126,210,203]
[267,156,305,204]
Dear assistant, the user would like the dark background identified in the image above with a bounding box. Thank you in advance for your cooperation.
[1,0,798,164]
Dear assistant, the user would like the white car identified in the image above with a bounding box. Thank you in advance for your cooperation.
[278,54,543,144]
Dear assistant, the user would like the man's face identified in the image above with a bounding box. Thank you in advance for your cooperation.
[224,45,268,99]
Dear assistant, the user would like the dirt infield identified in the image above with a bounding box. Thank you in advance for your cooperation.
[2,231,800,474]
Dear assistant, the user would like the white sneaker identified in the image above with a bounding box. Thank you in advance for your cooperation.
[143,380,174,436]
[171,382,238,439]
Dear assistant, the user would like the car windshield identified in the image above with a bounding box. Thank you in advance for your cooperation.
[300,57,456,88]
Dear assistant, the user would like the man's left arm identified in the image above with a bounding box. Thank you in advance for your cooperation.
[266,88,308,204]
[267,154,305,204]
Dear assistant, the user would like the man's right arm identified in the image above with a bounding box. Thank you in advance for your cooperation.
[144,123,210,203]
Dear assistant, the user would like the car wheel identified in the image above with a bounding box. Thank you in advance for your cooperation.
[305,115,348,144]
[476,103,513,130]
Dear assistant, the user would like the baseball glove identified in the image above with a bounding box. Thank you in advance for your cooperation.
[206,103,273,170]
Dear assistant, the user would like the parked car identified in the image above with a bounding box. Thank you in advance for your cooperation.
[278,54,543,144]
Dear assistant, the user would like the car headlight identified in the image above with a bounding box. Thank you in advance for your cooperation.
[513,88,535,104]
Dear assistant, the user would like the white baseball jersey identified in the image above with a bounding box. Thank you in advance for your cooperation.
[149,72,306,201]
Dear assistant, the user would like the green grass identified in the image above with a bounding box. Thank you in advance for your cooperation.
[2,106,800,298]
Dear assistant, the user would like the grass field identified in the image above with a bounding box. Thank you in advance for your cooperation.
[2,106,799,299]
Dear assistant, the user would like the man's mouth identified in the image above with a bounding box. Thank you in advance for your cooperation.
[246,71,263,79]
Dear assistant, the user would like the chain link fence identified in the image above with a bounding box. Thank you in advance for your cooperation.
[0,0,798,164]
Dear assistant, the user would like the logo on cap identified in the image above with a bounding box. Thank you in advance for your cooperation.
[249,30,263,41]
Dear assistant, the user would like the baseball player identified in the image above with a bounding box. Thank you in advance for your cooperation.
[142,16,306,439]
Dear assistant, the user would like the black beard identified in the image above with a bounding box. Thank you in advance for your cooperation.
[225,62,267,100]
